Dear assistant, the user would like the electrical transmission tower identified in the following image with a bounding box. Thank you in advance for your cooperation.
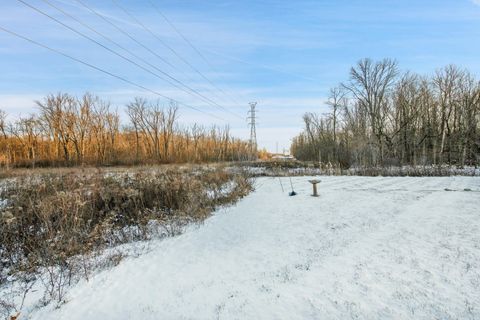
[247,102,258,159]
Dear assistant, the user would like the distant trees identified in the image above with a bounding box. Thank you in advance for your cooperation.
[0,93,250,167]
[126,99,179,162]
[32,93,120,166]
[0,110,11,169]
[291,59,480,167]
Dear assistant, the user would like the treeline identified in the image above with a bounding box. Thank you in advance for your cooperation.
[0,93,251,168]
[291,59,480,168]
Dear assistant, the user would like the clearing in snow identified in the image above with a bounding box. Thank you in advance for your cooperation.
[27,176,480,319]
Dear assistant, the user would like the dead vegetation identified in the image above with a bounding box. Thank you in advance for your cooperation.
[238,160,479,177]
[0,166,252,317]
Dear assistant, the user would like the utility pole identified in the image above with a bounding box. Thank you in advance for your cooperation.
[247,102,257,160]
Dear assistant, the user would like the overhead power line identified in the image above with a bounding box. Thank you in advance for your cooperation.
[147,0,214,71]
[0,25,225,121]
[72,0,243,120]
[18,0,238,119]
[38,0,239,119]
[74,0,176,72]
[110,0,243,108]
[205,48,321,83]
[146,0,246,106]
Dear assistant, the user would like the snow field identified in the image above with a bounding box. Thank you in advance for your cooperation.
[28,176,480,320]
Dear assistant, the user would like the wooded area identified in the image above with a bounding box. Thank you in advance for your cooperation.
[291,59,480,168]
[0,93,251,168]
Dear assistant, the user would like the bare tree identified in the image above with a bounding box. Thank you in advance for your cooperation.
[126,98,143,162]
[292,59,480,169]
[343,58,399,164]
[326,86,347,159]
[36,93,76,164]
[161,102,178,162]
[0,110,11,169]
[10,115,42,168]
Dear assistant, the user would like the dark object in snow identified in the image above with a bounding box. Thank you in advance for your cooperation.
[309,179,321,197]
[10,312,20,320]
[464,188,472,192]
[288,177,296,196]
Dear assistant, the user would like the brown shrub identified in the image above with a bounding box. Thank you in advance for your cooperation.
[0,167,252,284]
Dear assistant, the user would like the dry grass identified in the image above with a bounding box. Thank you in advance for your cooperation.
[0,162,228,179]
[0,166,252,314]
[237,161,479,177]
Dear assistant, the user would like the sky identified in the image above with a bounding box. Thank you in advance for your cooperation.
[1,0,480,152]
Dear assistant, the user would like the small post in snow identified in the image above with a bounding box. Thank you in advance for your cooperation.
[309,179,321,197]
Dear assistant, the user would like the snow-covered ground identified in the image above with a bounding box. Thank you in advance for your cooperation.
[26,176,480,319]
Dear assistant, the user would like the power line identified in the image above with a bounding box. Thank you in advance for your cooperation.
[147,0,214,71]
[0,25,225,121]
[110,0,243,109]
[72,0,243,120]
[146,0,246,105]
[18,0,237,120]
[74,0,176,73]
[37,0,241,120]
[205,47,321,83]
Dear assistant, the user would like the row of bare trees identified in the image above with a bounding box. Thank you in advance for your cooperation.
[0,93,250,168]
[291,59,480,167]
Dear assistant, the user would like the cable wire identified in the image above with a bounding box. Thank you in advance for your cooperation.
[19,0,238,119]
[0,25,226,121]
[146,0,247,105]
[73,0,243,119]
[110,0,245,112]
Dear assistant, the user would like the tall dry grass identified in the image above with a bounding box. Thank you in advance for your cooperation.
[0,166,252,314]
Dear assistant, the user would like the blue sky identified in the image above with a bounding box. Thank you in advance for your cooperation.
[1,0,480,152]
